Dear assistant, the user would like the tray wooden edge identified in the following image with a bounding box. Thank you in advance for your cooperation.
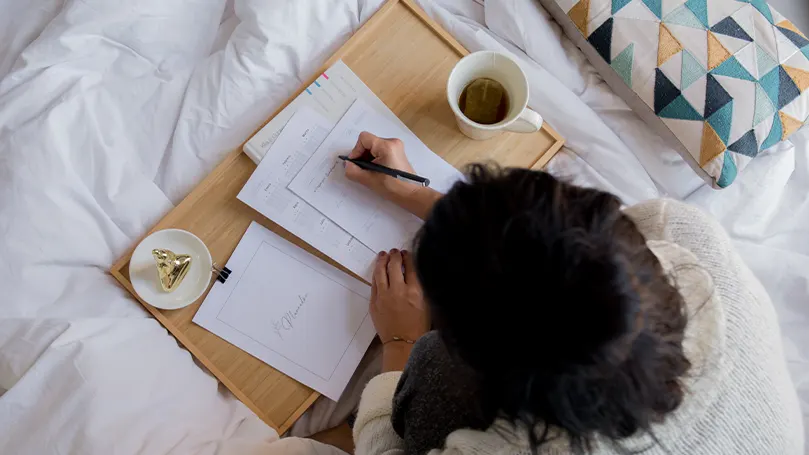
[108,0,565,435]
[531,132,565,170]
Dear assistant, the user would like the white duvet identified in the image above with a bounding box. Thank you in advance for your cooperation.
[0,0,805,453]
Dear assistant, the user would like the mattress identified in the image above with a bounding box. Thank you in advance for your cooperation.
[0,0,805,453]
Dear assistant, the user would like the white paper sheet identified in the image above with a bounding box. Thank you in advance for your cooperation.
[193,221,375,401]
[237,106,377,281]
[287,99,463,252]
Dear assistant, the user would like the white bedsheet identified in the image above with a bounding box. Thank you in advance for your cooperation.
[0,0,805,453]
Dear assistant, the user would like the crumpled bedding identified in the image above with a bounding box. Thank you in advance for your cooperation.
[0,0,805,453]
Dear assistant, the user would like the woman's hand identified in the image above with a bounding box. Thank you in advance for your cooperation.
[371,249,429,372]
[345,132,415,198]
[345,132,443,220]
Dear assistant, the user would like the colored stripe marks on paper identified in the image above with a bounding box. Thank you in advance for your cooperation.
[306,73,329,95]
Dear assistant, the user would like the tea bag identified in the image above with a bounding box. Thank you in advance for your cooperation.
[461,78,506,125]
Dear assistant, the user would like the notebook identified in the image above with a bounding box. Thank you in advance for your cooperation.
[193,221,374,401]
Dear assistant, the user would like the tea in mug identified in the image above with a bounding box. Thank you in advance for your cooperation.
[458,78,509,125]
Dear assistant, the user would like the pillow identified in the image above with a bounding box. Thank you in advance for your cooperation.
[540,0,809,187]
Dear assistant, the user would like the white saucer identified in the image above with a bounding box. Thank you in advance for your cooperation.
[130,229,213,310]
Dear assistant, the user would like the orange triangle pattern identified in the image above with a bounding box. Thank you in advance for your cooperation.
[700,122,725,166]
[658,24,683,67]
[780,112,804,140]
[776,20,807,39]
[783,66,809,93]
[569,0,591,36]
[707,31,731,71]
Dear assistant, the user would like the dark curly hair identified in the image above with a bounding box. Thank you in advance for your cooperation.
[413,165,690,453]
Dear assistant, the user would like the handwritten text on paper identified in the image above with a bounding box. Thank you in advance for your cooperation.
[272,293,308,340]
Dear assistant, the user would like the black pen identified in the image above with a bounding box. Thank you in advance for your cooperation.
[338,155,431,187]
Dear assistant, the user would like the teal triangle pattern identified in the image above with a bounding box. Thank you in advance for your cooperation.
[655,69,682,114]
[612,0,632,14]
[777,27,809,49]
[756,44,778,77]
[760,112,782,151]
[685,0,709,28]
[753,83,775,126]
[803,45,809,60]
[751,0,774,24]
[705,74,732,118]
[717,152,737,188]
[664,5,706,29]
[712,57,756,81]
[708,100,734,144]
[778,66,801,109]
[759,66,781,107]
[729,130,759,157]
[682,50,706,89]
[659,95,703,121]
[712,17,753,42]
[642,0,663,19]
[611,44,635,87]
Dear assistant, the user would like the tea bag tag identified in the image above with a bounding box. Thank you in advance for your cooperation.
[462,78,506,125]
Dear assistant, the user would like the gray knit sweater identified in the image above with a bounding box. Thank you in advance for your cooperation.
[391,331,487,455]
[353,199,805,454]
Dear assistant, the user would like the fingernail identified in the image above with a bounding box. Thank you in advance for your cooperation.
[391,248,399,254]
[378,251,386,257]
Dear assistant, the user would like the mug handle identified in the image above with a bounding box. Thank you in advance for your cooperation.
[504,108,543,133]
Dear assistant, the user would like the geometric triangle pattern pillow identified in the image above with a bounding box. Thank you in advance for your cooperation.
[540,0,809,187]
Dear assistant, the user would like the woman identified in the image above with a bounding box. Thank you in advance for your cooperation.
[343,132,804,454]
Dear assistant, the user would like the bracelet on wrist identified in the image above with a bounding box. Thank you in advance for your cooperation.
[383,336,416,345]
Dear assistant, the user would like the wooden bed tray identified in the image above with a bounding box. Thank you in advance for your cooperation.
[110,0,564,434]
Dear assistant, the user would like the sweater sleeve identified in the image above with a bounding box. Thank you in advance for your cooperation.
[353,372,406,455]
[354,372,514,455]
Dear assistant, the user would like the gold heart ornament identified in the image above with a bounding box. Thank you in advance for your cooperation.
[152,249,192,292]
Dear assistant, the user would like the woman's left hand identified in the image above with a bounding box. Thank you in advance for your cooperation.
[370,249,429,371]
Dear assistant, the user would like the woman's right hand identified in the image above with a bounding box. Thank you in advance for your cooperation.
[344,131,443,220]
[344,131,416,201]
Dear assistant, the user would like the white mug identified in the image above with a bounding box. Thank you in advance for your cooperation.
[447,51,543,140]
